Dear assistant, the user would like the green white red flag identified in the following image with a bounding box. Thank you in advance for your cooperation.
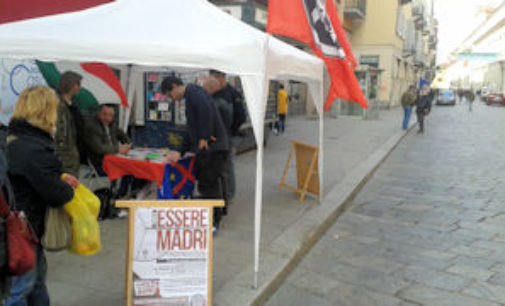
[36,61,128,109]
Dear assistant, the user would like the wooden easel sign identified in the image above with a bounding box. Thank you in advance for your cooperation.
[279,140,320,202]
[116,200,224,306]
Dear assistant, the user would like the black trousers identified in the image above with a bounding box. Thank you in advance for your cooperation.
[417,111,425,132]
[196,150,228,225]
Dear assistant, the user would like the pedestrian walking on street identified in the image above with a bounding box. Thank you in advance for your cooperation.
[416,86,432,134]
[401,85,417,130]
[276,84,289,134]
[466,90,475,112]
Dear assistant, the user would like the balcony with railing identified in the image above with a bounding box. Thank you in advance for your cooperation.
[403,21,416,57]
[344,0,366,20]
[412,0,425,20]
[414,36,426,67]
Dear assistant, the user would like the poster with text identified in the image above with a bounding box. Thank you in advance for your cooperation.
[132,207,210,306]
[0,59,47,124]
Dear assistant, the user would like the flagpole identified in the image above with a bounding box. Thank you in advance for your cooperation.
[123,64,135,132]
[318,80,324,202]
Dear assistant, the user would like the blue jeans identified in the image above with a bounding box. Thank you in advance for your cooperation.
[4,245,49,306]
[402,106,412,130]
[277,114,286,133]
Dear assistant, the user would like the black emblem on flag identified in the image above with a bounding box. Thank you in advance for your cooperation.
[303,0,346,59]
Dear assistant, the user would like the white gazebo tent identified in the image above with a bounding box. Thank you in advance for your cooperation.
[0,0,324,287]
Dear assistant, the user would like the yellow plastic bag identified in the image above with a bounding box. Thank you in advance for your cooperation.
[64,185,101,256]
[74,184,100,219]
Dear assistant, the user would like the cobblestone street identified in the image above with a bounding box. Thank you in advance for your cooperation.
[267,100,505,306]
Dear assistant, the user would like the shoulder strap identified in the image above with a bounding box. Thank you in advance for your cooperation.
[0,189,10,218]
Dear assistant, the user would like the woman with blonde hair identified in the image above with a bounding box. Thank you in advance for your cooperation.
[4,86,78,306]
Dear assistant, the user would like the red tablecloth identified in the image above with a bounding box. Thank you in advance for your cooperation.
[102,155,166,187]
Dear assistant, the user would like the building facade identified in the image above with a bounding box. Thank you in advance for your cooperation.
[446,2,505,92]
[342,0,437,110]
[210,0,437,114]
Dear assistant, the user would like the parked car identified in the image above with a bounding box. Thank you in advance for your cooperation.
[436,89,456,106]
[480,87,489,101]
[486,92,505,105]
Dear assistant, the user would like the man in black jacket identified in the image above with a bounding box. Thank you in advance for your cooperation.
[161,76,229,231]
[416,86,432,134]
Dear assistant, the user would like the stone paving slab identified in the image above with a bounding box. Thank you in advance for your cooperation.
[398,284,500,306]
[268,102,505,305]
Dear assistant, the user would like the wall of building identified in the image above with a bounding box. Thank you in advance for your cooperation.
[485,61,505,91]
[350,0,402,49]
[348,0,424,107]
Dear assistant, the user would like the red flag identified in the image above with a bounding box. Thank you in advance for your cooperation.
[267,0,368,110]
[0,0,113,25]
[81,63,129,108]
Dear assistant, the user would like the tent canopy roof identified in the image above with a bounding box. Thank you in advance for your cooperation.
[0,0,323,80]
[0,0,267,75]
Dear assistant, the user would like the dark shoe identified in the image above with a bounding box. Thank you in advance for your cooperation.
[212,222,220,237]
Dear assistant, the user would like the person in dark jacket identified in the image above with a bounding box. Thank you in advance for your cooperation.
[85,104,131,168]
[85,104,132,219]
[208,70,247,203]
[4,86,77,306]
[0,146,13,302]
[466,90,475,112]
[201,76,233,214]
[161,76,229,232]
[55,71,85,177]
[416,86,432,134]
[209,70,246,136]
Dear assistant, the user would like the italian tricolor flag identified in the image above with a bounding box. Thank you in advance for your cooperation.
[36,60,128,109]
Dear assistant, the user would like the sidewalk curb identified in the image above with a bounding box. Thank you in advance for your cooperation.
[214,122,417,306]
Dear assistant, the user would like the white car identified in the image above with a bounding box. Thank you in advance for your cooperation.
[481,87,489,101]
[436,89,456,106]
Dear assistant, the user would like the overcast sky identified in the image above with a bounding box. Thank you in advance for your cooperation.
[434,0,504,64]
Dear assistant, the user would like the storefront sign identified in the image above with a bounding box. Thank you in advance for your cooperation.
[117,200,224,306]
[457,52,498,61]
[359,55,380,67]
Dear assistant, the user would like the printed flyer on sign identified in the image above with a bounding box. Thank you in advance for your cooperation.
[132,207,210,306]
